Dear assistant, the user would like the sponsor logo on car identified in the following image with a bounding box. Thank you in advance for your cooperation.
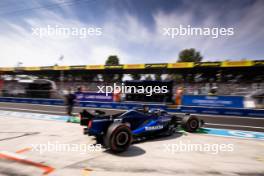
[145,125,163,131]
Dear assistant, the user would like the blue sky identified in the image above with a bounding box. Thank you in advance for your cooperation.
[0,0,263,66]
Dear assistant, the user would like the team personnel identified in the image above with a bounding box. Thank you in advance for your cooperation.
[65,88,76,117]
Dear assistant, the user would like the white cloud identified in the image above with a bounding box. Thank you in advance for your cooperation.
[0,9,128,66]
[0,0,263,67]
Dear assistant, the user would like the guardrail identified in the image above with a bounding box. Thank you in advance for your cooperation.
[0,97,167,110]
[167,106,264,118]
[0,97,263,118]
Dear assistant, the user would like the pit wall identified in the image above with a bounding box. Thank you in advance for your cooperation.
[0,97,263,118]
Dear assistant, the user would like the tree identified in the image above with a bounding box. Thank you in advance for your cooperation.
[130,73,141,80]
[105,55,119,65]
[178,48,203,62]
[102,55,123,82]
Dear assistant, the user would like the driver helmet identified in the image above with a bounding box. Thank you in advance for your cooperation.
[142,105,149,113]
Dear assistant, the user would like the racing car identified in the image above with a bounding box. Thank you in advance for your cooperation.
[80,105,204,153]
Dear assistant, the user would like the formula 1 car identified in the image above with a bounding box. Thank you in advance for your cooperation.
[80,106,204,153]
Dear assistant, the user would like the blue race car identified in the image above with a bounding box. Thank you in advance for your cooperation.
[80,106,204,153]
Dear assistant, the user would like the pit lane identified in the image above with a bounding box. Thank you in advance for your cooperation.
[0,102,263,132]
[0,113,264,176]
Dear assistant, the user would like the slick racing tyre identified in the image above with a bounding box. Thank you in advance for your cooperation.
[181,115,200,133]
[104,123,132,153]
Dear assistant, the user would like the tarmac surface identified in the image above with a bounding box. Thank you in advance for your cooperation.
[0,102,263,132]
[0,113,264,176]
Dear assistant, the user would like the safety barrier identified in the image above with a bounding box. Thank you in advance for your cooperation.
[0,97,263,118]
[0,97,167,110]
[167,106,264,118]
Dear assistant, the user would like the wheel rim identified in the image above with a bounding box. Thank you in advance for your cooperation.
[116,131,129,146]
[190,120,198,129]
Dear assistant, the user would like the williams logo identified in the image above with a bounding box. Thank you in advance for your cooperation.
[145,125,163,131]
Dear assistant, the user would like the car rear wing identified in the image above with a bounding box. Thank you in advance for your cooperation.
[80,109,106,126]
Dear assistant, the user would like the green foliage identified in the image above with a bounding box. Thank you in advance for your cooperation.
[178,48,203,62]
[105,55,119,65]
[103,55,123,82]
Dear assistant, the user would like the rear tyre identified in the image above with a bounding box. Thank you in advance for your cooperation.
[181,115,200,132]
[104,123,132,153]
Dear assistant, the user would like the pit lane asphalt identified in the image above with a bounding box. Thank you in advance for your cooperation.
[0,102,263,132]
[0,115,264,176]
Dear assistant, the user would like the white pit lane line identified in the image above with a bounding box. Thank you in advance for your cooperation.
[205,123,264,130]
[171,112,264,120]
[0,110,68,122]
[0,107,65,114]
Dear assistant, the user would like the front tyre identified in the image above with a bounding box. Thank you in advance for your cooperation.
[104,123,132,153]
[181,115,200,132]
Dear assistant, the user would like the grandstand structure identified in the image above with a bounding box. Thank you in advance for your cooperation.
[0,60,263,76]
[0,60,263,98]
